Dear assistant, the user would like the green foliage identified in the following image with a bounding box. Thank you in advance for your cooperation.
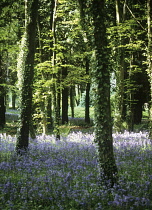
[0,0,24,111]
[107,0,149,132]
[0,0,151,136]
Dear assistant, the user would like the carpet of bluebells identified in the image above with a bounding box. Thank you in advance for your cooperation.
[0,131,152,210]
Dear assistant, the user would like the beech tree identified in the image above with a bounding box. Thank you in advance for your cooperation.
[16,0,39,152]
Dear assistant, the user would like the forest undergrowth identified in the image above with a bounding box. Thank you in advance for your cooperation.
[0,131,152,210]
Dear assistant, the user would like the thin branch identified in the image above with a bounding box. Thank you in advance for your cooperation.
[125,3,146,31]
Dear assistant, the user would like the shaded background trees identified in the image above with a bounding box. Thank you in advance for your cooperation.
[0,0,24,128]
[109,0,150,132]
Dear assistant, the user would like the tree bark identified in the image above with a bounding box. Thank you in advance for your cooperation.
[62,87,69,124]
[85,58,90,124]
[11,90,16,110]
[52,0,60,140]
[47,96,53,130]
[61,59,69,124]
[114,0,126,132]
[0,55,6,129]
[70,85,75,118]
[16,0,38,152]
[147,0,152,138]
[91,0,118,186]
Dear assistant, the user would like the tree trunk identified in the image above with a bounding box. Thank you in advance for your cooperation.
[133,101,143,124]
[62,87,69,124]
[61,60,68,124]
[126,52,135,132]
[16,0,38,152]
[0,55,6,129]
[70,85,75,118]
[47,96,53,130]
[114,0,126,132]
[0,95,6,129]
[52,0,60,140]
[75,85,81,106]
[91,0,118,187]
[147,0,152,138]
[85,58,90,124]
[12,90,16,110]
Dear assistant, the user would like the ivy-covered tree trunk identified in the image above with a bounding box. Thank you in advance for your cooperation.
[91,0,118,186]
[147,0,152,138]
[37,17,49,134]
[114,0,126,132]
[52,0,60,140]
[46,0,55,131]
[0,55,6,129]
[16,0,38,152]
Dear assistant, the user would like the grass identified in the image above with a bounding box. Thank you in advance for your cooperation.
[0,131,152,209]
[6,109,19,115]
[68,106,94,119]
[2,106,95,136]
[3,107,149,134]
[6,106,94,119]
